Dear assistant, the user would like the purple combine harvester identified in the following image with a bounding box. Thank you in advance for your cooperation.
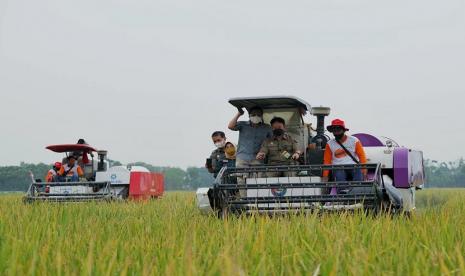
[196,96,425,218]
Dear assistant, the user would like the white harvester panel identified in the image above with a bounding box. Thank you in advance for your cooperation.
[49,185,94,194]
[96,166,131,185]
[364,147,394,169]
[129,166,150,173]
[196,188,213,214]
[246,177,322,209]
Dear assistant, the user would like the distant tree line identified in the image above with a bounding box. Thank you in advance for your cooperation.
[0,159,463,191]
[0,162,51,192]
[424,159,465,188]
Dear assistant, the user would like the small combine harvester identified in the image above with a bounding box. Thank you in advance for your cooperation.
[24,143,164,202]
[197,96,425,217]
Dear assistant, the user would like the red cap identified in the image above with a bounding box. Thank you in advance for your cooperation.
[54,162,62,169]
[327,119,349,132]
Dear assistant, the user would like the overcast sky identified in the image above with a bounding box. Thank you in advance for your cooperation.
[0,0,464,168]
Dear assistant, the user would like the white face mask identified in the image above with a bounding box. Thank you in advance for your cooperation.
[250,116,263,124]
[215,140,226,149]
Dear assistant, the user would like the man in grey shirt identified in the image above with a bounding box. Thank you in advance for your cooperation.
[228,106,272,193]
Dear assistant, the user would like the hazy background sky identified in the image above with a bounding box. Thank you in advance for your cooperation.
[1,0,464,168]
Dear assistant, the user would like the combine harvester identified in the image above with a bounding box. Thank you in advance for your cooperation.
[24,143,164,202]
[197,96,425,217]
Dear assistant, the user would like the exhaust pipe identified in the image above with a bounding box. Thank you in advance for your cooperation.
[97,150,108,172]
[311,107,331,149]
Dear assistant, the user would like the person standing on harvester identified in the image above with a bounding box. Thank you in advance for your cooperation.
[228,106,272,191]
[323,119,367,194]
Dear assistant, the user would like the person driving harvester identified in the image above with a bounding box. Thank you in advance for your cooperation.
[323,119,367,194]
[57,155,84,182]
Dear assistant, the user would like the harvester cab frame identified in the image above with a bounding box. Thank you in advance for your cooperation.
[41,144,108,182]
[197,96,426,218]
[24,143,165,202]
[229,96,313,163]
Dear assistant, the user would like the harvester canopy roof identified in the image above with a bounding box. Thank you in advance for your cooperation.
[46,144,98,153]
[229,96,311,112]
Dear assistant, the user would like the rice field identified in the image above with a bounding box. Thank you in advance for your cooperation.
[0,189,464,275]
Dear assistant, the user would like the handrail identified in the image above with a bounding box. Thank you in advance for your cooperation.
[32,181,110,187]
[221,163,379,174]
[25,181,113,201]
[217,163,382,185]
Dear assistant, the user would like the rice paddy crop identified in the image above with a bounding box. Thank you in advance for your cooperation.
[0,189,464,275]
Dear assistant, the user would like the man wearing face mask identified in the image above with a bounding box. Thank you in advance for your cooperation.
[322,119,367,192]
[256,117,301,176]
[206,131,228,178]
[228,106,272,191]
[228,106,272,165]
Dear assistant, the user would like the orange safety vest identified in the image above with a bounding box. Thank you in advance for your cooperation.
[59,164,84,177]
[45,169,57,182]
[323,135,367,177]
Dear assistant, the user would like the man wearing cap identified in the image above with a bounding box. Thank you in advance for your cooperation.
[58,155,84,182]
[323,119,367,192]
[256,117,301,176]
[45,162,62,182]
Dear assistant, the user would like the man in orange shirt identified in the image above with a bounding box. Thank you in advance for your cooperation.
[322,119,367,192]
[45,162,62,182]
[58,155,84,182]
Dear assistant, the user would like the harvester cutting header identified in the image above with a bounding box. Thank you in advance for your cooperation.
[25,142,164,202]
[197,96,425,217]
